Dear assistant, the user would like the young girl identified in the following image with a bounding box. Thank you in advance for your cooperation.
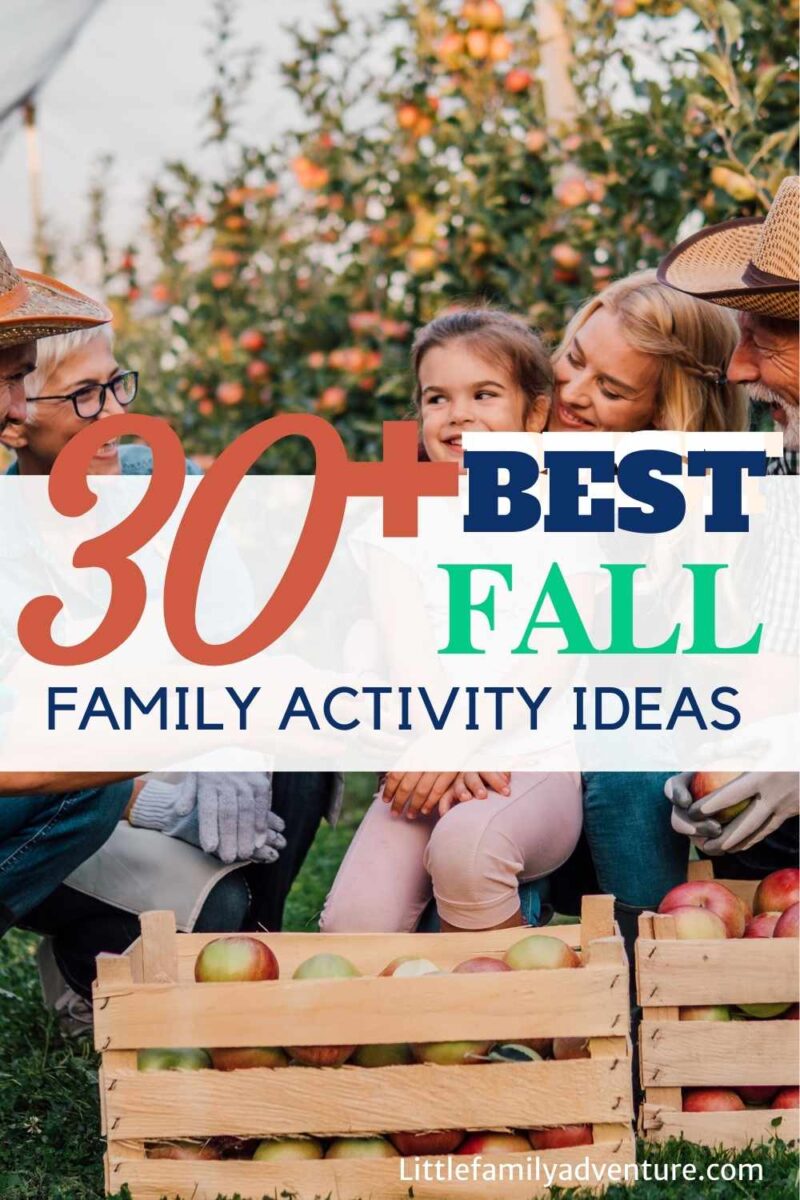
[321,308,583,934]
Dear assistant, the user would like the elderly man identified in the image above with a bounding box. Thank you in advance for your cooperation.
[658,173,799,864]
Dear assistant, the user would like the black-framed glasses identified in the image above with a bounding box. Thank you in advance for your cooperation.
[35,370,139,419]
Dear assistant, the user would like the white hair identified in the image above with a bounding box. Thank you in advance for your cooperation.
[24,324,114,424]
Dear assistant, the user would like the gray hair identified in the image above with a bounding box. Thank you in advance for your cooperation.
[25,324,114,424]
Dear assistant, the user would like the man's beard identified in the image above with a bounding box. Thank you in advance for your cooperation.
[747,381,800,452]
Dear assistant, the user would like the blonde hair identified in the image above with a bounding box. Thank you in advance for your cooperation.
[24,325,114,424]
[554,270,747,432]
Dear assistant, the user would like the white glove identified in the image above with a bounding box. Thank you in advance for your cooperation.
[667,771,799,855]
[176,772,284,863]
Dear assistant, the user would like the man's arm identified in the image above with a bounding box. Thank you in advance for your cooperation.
[0,772,138,796]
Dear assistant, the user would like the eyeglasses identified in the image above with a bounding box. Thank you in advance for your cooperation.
[35,370,139,419]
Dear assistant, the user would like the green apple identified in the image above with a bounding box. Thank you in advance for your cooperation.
[137,1048,211,1071]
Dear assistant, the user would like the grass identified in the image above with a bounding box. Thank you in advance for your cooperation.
[0,773,797,1200]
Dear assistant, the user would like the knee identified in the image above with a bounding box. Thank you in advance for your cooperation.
[425,804,517,901]
[194,871,251,932]
[319,887,387,934]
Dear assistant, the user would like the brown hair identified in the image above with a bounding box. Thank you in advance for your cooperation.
[412,307,553,429]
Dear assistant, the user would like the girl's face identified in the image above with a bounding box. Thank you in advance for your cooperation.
[548,307,659,433]
[419,341,545,465]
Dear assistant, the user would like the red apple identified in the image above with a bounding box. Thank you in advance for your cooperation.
[772,1087,799,1109]
[411,1040,494,1065]
[352,1043,414,1068]
[238,329,265,352]
[210,1047,287,1070]
[137,1048,211,1071]
[784,1004,799,1019]
[659,881,746,938]
[683,1088,745,1112]
[666,906,728,940]
[553,1037,590,1059]
[529,1125,593,1150]
[459,1132,531,1155]
[288,954,360,1066]
[744,912,781,938]
[147,1140,220,1160]
[253,1137,324,1161]
[390,1130,464,1156]
[504,934,580,971]
[754,868,800,916]
[381,956,441,977]
[679,1006,731,1021]
[325,1137,398,1159]
[690,771,750,823]
[736,1085,780,1104]
[774,902,799,938]
[453,957,511,974]
[195,936,278,982]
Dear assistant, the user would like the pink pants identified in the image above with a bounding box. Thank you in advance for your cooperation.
[321,772,582,932]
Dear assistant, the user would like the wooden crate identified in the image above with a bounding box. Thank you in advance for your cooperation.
[94,895,635,1199]
[637,860,799,1150]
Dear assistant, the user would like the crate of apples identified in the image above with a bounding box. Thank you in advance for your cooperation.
[636,861,799,1151]
[93,896,636,1199]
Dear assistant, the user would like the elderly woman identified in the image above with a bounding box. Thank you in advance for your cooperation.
[2,324,337,1029]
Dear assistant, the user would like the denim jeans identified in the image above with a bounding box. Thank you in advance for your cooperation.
[0,781,134,936]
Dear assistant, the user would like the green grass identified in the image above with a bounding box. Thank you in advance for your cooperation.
[0,773,797,1200]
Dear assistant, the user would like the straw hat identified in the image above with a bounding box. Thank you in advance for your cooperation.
[0,238,111,347]
[657,175,799,320]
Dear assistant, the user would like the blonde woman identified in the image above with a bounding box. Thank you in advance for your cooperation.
[547,269,748,434]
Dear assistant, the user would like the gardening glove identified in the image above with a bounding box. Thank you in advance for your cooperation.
[665,772,720,841]
[130,773,285,864]
[692,772,799,856]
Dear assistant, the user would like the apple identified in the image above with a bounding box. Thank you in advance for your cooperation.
[253,1137,324,1162]
[529,1125,593,1150]
[488,1044,543,1063]
[412,1040,494,1065]
[737,1002,793,1018]
[504,934,580,971]
[238,329,265,352]
[325,1137,398,1159]
[744,912,781,938]
[553,1037,590,1059]
[453,957,510,974]
[690,772,750,823]
[736,1085,780,1104]
[288,954,360,1066]
[505,68,533,93]
[659,881,746,938]
[194,936,278,983]
[665,906,728,940]
[147,1140,220,1160]
[683,1088,745,1113]
[210,1047,287,1071]
[459,1132,531,1155]
[679,1006,731,1022]
[774,902,799,938]
[772,1087,799,1109]
[754,868,800,915]
[381,956,441,977]
[137,1048,211,1071]
[352,1043,414,1068]
[784,1005,799,1020]
[390,1130,464,1156]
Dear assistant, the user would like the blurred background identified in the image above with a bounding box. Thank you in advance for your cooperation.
[0,0,797,469]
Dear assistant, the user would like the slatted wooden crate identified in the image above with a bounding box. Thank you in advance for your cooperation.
[637,860,799,1150]
[94,895,635,1199]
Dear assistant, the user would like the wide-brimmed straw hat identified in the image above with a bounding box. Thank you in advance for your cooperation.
[0,238,111,347]
[657,175,799,320]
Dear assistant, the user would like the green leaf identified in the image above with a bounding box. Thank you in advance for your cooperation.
[693,49,738,106]
[754,63,785,107]
[718,0,744,45]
